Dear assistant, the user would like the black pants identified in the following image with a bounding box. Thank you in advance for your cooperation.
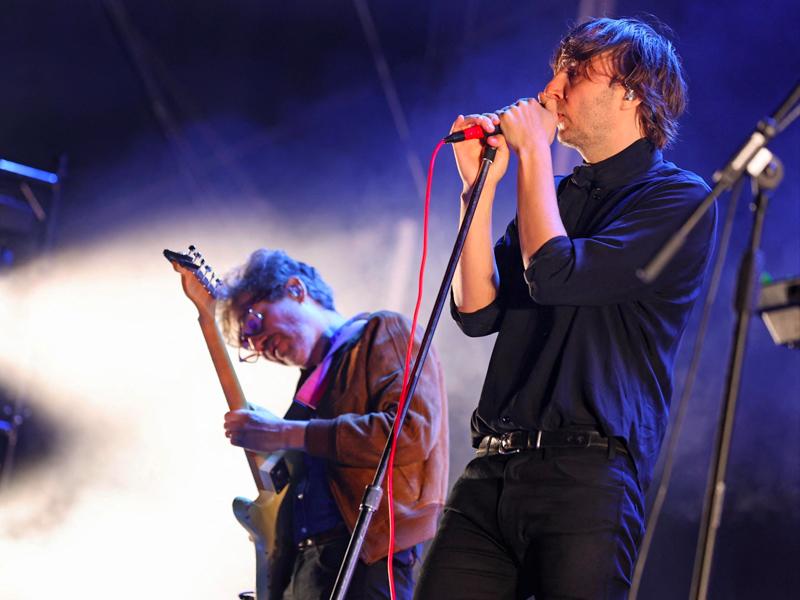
[413,447,644,600]
[280,536,420,600]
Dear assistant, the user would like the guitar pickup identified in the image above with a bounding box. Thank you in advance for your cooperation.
[258,452,291,494]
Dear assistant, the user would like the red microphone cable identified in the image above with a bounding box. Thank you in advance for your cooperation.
[385,138,446,599]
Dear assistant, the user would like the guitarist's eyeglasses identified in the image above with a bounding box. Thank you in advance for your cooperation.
[238,308,265,363]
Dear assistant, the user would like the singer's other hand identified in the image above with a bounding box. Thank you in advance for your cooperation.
[494,96,558,154]
[450,114,509,193]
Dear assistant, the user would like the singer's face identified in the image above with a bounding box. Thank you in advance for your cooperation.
[544,55,624,155]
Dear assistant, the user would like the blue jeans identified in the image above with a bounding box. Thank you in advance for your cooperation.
[281,536,420,600]
[413,447,645,600]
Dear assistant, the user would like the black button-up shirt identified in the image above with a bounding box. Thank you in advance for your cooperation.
[451,139,717,491]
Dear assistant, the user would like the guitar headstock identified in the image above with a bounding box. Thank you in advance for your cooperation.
[165,245,224,316]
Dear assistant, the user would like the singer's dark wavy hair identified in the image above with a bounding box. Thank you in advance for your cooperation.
[217,249,336,345]
[552,17,687,149]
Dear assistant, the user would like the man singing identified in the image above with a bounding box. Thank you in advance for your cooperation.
[414,17,716,600]
[203,249,448,599]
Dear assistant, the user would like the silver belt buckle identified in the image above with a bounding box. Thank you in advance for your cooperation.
[297,537,313,551]
[498,432,521,454]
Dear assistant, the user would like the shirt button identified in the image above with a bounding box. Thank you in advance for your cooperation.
[501,416,511,425]
[297,493,304,499]
[300,527,308,534]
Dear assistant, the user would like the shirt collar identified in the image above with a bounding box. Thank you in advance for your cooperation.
[571,138,658,190]
[319,313,369,358]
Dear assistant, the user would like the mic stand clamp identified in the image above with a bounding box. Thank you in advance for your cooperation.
[329,145,498,600]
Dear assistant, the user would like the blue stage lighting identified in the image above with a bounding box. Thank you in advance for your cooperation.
[0,159,58,184]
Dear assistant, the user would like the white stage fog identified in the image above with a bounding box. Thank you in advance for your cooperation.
[0,208,492,599]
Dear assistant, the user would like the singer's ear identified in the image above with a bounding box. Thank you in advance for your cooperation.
[623,87,636,102]
[620,89,642,110]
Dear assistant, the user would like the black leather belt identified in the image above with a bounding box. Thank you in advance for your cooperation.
[297,522,349,551]
[476,429,628,457]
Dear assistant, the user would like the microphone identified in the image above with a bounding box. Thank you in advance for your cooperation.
[443,124,503,144]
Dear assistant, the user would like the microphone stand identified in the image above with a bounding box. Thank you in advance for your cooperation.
[329,144,498,600]
[634,81,799,600]
[688,151,783,600]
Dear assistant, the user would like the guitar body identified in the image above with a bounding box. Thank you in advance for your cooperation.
[166,246,311,600]
[233,449,305,600]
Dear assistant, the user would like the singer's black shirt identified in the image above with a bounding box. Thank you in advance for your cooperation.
[451,139,716,492]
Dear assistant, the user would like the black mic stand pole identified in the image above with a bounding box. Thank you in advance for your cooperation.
[329,144,498,600]
[689,154,784,600]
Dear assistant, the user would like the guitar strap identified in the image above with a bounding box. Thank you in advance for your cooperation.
[294,317,367,409]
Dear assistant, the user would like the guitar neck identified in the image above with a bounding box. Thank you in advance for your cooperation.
[196,313,266,491]
[197,313,248,411]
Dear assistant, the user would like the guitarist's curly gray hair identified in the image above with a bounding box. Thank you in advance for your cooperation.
[217,249,336,345]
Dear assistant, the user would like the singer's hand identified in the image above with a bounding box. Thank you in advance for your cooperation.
[495,96,557,155]
[450,114,509,193]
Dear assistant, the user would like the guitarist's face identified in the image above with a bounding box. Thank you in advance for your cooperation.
[242,295,320,368]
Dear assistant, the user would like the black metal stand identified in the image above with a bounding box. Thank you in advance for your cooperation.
[689,159,783,600]
[329,145,498,600]
[629,81,799,599]
[0,154,67,494]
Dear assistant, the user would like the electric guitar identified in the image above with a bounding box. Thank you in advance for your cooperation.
[165,245,307,600]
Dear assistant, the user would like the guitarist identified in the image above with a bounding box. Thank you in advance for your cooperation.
[217,248,449,600]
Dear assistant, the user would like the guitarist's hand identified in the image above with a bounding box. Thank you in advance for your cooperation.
[224,408,308,452]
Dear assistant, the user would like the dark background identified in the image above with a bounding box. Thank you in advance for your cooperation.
[1,1,798,598]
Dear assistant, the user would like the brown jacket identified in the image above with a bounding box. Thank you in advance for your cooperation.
[304,311,449,564]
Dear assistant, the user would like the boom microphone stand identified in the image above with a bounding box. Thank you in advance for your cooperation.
[637,81,800,600]
[329,144,498,600]
[689,151,784,600]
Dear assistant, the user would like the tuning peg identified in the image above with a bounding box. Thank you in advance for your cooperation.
[188,245,196,253]
[209,277,223,298]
